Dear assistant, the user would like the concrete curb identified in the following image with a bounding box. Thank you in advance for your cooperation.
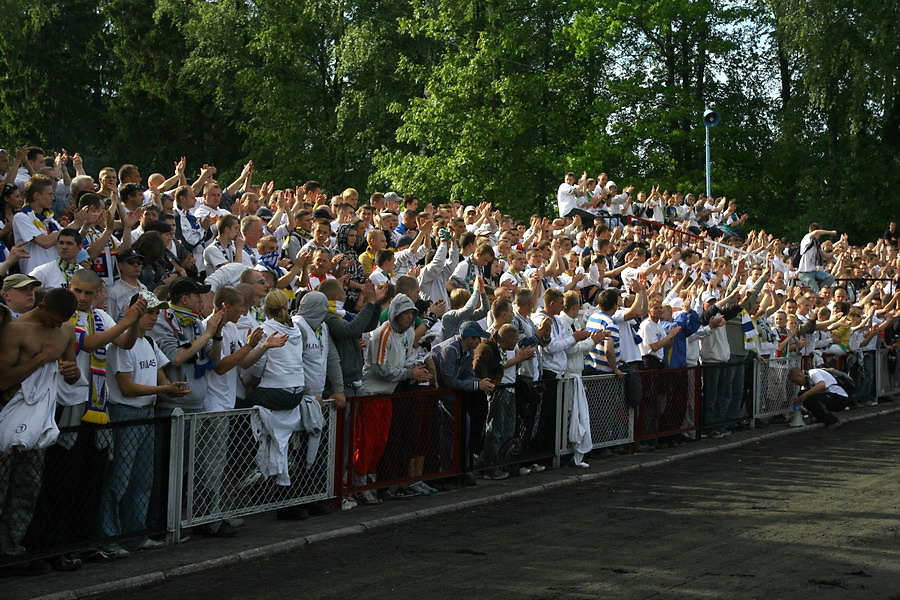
[32,403,900,600]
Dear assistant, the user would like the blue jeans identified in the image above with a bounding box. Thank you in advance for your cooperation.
[99,404,154,546]
[797,270,835,292]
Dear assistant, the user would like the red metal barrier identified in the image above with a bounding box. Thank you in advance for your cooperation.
[633,366,702,443]
[336,388,464,496]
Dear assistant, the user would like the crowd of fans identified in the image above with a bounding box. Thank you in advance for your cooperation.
[0,149,898,575]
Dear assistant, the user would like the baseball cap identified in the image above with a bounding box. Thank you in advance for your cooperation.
[460,321,490,338]
[117,248,144,264]
[700,291,717,303]
[464,205,477,214]
[1,274,40,293]
[384,192,401,204]
[129,289,169,311]
[169,277,211,302]
[397,235,414,249]
[669,297,684,310]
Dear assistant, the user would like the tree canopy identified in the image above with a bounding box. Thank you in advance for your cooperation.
[0,0,895,240]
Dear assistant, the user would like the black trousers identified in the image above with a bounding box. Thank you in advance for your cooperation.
[804,392,849,426]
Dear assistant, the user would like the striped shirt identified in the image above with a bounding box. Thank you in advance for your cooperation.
[585,310,620,373]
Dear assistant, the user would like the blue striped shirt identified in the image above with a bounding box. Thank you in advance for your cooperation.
[586,311,620,373]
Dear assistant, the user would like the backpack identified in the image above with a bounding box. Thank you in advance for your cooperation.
[790,237,821,269]
[822,368,856,397]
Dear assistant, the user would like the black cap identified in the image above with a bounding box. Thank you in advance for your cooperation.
[169,277,211,301]
[117,248,144,264]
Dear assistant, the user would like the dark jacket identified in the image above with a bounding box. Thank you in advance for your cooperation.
[432,336,480,392]
[323,300,381,388]
[473,339,504,384]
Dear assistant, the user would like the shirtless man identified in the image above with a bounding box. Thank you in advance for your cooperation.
[0,288,79,570]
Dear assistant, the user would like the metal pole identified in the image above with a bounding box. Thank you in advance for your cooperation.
[705,124,712,198]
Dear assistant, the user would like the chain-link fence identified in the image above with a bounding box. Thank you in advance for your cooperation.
[875,348,900,398]
[1,414,170,567]
[753,357,801,420]
[635,367,702,441]
[341,388,463,494]
[558,375,632,457]
[176,402,335,532]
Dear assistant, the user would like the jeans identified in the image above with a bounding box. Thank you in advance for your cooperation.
[0,448,44,557]
[702,362,728,427]
[724,355,747,427]
[99,404,155,547]
[797,270,835,292]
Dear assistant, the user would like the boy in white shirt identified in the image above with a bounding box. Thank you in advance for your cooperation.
[100,291,188,552]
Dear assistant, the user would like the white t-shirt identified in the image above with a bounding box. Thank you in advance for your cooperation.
[613,308,642,363]
[69,309,118,406]
[808,368,847,397]
[638,318,667,360]
[501,349,516,384]
[203,239,236,274]
[203,319,243,412]
[798,233,820,273]
[557,182,582,218]
[108,279,147,323]
[30,260,79,290]
[107,337,170,408]
[13,210,61,274]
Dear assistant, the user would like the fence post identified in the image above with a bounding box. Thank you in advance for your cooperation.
[750,360,761,430]
[553,379,563,469]
[166,408,185,545]
[331,404,345,509]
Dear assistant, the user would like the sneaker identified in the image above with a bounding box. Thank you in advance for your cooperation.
[240,470,263,490]
[49,554,82,571]
[702,429,725,439]
[101,544,130,559]
[342,496,358,511]
[385,486,419,500]
[408,481,437,495]
[420,481,440,494]
[518,466,532,476]
[133,538,165,551]
[354,489,383,505]
[529,464,546,473]
[483,469,509,480]
[572,459,589,468]
[225,517,245,528]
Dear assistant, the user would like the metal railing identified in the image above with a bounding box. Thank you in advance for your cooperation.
[1,416,171,566]
[753,356,801,420]
[171,403,335,538]
[557,375,632,457]
[635,367,703,441]
[875,348,900,398]
[338,388,463,495]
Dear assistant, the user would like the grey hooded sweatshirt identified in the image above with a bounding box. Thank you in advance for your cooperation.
[292,292,344,398]
[361,294,418,395]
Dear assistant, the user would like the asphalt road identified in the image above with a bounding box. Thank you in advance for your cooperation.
[100,413,900,600]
